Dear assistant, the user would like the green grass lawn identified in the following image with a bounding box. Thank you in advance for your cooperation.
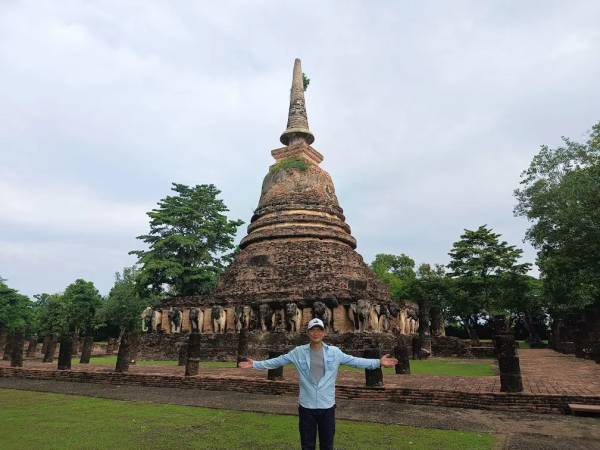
[73,356,494,376]
[0,389,494,450]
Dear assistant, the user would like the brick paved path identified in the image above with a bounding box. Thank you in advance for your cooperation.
[2,348,599,396]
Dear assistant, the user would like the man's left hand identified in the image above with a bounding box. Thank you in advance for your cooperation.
[380,354,398,368]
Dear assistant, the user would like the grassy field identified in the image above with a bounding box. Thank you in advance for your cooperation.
[0,389,495,450]
[73,355,495,376]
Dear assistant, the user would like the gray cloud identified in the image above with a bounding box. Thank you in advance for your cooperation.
[1,1,599,297]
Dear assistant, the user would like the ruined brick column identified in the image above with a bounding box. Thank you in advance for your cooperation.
[364,348,383,387]
[394,342,410,374]
[10,332,24,368]
[79,336,94,364]
[57,335,73,370]
[185,333,202,377]
[236,329,249,367]
[43,334,58,363]
[267,351,284,381]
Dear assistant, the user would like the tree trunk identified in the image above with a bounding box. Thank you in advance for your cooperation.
[364,347,383,387]
[267,351,284,381]
[10,333,24,367]
[43,334,58,363]
[524,311,543,347]
[57,335,73,370]
[185,332,202,377]
[26,336,38,357]
[79,336,94,364]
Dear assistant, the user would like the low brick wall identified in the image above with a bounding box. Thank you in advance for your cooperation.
[2,366,598,415]
[140,331,414,361]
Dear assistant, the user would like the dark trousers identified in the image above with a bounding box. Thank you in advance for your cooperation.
[298,404,336,450]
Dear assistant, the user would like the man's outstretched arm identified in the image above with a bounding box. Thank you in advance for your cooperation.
[239,352,294,370]
[339,350,398,369]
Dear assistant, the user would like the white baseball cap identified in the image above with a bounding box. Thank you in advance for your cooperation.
[307,318,325,330]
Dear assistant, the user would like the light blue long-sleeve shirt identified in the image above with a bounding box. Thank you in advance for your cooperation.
[252,343,381,409]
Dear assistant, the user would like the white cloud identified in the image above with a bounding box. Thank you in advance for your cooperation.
[1,0,598,296]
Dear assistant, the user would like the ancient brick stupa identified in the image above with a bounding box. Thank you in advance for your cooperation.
[214,59,389,316]
[145,60,418,357]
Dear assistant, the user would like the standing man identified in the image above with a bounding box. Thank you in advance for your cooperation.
[239,317,398,450]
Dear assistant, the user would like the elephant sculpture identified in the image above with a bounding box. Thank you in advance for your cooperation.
[168,307,183,333]
[211,305,227,333]
[285,303,302,333]
[258,304,272,331]
[356,299,371,332]
[189,307,203,333]
[378,305,392,332]
[312,301,331,331]
[152,310,162,332]
[347,303,359,331]
[141,306,153,333]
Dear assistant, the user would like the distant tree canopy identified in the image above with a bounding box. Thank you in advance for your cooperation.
[62,279,103,336]
[0,280,32,334]
[370,253,416,300]
[102,267,156,335]
[446,225,530,340]
[130,183,244,297]
[32,293,67,338]
[515,121,600,312]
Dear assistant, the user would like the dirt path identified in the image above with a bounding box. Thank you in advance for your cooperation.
[1,378,599,449]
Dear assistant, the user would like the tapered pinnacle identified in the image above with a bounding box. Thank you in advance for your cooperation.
[280,58,315,146]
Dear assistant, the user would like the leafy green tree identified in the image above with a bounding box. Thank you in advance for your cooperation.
[371,253,416,300]
[0,280,32,334]
[103,267,155,336]
[515,121,600,312]
[130,183,244,296]
[447,225,530,341]
[497,274,545,345]
[0,280,32,365]
[34,293,68,338]
[408,264,451,338]
[62,279,103,338]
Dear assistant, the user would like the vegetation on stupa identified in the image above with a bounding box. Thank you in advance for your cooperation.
[269,156,310,175]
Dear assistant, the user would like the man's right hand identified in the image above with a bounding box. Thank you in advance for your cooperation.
[238,358,253,369]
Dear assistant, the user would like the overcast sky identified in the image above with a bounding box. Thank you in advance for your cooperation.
[1,1,599,298]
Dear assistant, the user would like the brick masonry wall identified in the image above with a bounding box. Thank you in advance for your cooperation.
[2,366,598,414]
[139,331,415,361]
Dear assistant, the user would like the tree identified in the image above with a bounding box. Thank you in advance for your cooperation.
[63,279,103,338]
[130,183,244,296]
[0,280,32,335]
[515,121,600,312]
[447,225,530,342]
[408,264,451,339]
[371,253,416,300]
[34,293,67,363]
[0,280,32,366]
[102,267,156,372]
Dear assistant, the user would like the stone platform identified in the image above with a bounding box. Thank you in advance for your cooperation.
[1,349,599,414]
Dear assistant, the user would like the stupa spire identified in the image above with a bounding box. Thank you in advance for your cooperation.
[280,58,315,146]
